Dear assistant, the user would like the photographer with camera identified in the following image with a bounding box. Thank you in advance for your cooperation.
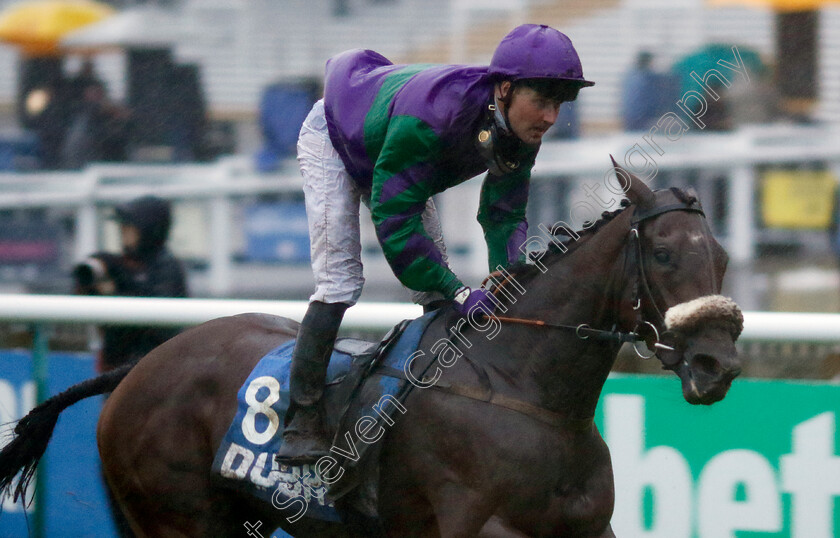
[73,195,189,373]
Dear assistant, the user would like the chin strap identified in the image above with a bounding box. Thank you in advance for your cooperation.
[476,97,522,176]
[492,93,514,135]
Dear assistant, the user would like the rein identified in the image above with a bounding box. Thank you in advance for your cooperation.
[492,316,638,345]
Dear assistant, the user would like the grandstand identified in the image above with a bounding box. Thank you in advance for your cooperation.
[0,0,837,136]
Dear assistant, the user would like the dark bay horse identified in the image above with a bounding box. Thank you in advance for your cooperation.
[0,162,743,537]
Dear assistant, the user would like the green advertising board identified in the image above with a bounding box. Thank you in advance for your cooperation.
[596,374,840,538]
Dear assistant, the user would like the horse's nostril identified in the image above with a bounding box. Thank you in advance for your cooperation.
[692,353,722,378]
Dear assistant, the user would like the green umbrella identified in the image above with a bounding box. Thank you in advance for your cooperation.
[672,43,765,96]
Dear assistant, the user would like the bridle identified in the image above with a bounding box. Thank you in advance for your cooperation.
[625,194,706,363]
[489,191,706,365]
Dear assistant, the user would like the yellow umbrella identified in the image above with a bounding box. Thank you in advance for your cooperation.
[0,0,114,56]
[708,0,839,11]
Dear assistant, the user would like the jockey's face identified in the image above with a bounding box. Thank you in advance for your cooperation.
[498,81,560,145]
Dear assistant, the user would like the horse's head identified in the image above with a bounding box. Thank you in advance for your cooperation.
[614,157,743,405]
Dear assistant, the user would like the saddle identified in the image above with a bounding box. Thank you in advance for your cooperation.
[211,310,445,527]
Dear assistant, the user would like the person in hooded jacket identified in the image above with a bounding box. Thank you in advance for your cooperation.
[277,24,595,464]
[73,195,189,372]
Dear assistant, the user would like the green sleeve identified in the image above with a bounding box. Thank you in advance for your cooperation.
[477,163,532,271]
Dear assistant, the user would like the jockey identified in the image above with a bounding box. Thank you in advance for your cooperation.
[277,24,594,464]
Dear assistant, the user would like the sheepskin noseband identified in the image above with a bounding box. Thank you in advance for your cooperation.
[664,295,744,338]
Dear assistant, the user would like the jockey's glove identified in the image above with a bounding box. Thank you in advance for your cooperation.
[452,286,496,318]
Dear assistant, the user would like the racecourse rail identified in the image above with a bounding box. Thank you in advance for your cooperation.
[0,294,838,343]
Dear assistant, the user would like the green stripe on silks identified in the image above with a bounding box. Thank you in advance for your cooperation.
[370,126,461,296]
[370,114,441,207]
[482,220,524,271]
[478,166,530,270]
[363,64,434,163]
[369,115,461,297]
[396,246,463,296]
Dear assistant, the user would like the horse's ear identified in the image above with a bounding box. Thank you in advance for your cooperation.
[610,155,655,210]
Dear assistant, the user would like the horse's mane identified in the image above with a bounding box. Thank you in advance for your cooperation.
[501,198,631,288]
[501,187,698,288]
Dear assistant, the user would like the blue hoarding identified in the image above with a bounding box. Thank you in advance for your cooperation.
[0,351,116,538]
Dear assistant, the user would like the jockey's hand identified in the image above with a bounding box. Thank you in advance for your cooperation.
[452,286,496,318]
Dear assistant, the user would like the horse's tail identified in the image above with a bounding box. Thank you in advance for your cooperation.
[0,361,135,504]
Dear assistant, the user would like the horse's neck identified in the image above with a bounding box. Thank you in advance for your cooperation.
[479,210,635,417]
[512,211,633,324]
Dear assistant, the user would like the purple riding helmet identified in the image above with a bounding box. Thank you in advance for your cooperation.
[489,24,595,87]
[477,24,594,176]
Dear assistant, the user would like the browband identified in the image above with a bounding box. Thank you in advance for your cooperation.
[631,203,705,225]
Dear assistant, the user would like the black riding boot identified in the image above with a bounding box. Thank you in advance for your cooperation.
[276,301,348,464]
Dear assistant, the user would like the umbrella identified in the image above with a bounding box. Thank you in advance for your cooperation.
[672,43,765,96]
[0,0,114,56]
[61,5,180,53]
[708,0,839,11]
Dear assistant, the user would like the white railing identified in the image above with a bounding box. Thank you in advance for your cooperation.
[0,294,418,331]
[0,294,837,343]
[0,124,839,302]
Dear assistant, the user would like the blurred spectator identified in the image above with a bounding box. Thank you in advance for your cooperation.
[27,83,68,169]
[621,51,676,131]
[65,60,104,115]
[168,64,208,162]
[73,196,188,373]
[59,80,131,169]
[24,60,108,169]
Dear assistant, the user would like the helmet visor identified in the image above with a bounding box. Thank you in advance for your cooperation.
[514,78,590,103]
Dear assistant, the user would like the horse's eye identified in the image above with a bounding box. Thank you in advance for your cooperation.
[654,249,671,264]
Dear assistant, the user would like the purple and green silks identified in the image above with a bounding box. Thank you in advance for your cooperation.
[323,49,537,298]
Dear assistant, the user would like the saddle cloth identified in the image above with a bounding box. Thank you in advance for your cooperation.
[211,310,440,524]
